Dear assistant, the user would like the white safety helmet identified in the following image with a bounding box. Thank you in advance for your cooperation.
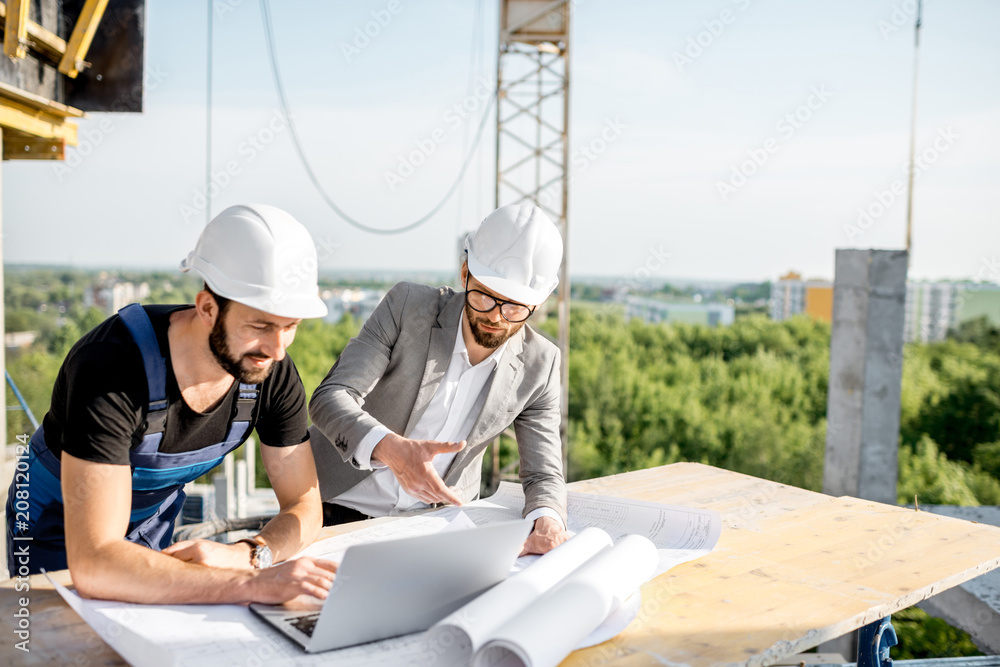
[464,204,563,307]
[180,204,328,319]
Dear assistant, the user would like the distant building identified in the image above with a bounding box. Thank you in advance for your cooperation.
[904,282,957,343]
[323,288,385,324]
[772,271,1000,342]
[5,331,38,351]
[770,272,833,322]
[83,280,151,315]
[904,282,1000,342]
[625,296,734,327]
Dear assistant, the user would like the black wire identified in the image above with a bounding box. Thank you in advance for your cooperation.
[259,0,497,236]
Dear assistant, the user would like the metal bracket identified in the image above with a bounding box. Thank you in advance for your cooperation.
[858,616,898,667]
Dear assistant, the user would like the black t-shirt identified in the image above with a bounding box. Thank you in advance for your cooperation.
[42,305,309,466]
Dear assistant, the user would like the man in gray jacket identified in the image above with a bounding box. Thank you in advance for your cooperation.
[309,204,568,554]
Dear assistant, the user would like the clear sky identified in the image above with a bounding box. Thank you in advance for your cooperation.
[4,0,999,284]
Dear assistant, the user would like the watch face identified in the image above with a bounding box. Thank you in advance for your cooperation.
[257,545,273,569]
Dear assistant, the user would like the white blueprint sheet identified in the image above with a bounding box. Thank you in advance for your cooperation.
[50,483,721,666]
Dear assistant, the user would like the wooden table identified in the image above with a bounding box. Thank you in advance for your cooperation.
[3,462,1000,666]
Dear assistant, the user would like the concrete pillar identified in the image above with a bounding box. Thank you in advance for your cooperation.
[213,452,236,520]
[235,459,247,519]
[820,249,909,657]
[244,435,256,494]
[823,249,908,503]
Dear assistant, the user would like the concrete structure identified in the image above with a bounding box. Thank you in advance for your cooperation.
[823,249,908,504]
[625,296,734,327]
[820,250,908,657]
[920,505,1000,654]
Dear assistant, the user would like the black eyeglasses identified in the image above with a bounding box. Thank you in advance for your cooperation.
[464,276,535,323]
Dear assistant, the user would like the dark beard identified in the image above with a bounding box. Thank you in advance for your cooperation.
[208,315,273,384]
[465,302,521,349]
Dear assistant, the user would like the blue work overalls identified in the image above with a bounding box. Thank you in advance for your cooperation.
[5,303,260,577]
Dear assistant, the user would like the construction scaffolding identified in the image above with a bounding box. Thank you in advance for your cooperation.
[496,0,571,470]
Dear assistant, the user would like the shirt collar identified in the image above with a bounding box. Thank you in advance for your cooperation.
[455,310,508,369]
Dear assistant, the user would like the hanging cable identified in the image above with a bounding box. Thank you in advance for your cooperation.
[455,0,486,239]
[205,0,214,226]
[259,0,496,235]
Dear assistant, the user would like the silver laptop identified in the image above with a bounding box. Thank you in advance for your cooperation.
[250,519,532,653]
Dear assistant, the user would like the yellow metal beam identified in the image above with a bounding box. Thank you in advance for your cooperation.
[0,2,68,63]
[0,80,85,118]
[0,98,78,145]
[3,0,30,59]
[2,133,65,160]
[58,0,109,78]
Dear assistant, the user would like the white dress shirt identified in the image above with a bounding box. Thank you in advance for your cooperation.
[333,311,563,526]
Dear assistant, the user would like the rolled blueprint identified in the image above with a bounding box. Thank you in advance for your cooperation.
[424,527,614,665]
[472,534,659,667]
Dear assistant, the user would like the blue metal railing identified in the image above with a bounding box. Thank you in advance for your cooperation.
[5,370,39,431]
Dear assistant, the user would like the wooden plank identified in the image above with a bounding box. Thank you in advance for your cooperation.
[0,98,78,144]
[561,464,1000,666]
[0,1,68,63]
[2,0,29,59]
[58,0,110,79]
[0,80,85,118]
[3,464,1000,666]
[2,133,65,159]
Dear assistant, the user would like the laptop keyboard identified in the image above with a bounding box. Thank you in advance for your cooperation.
[288,613,321,637]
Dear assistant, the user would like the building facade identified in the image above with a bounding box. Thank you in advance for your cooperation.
[625,297,735,327]
[772,272,1000,342]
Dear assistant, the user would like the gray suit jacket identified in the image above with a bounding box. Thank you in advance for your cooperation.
[309,281,566,522]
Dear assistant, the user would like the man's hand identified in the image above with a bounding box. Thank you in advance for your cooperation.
[163,539,256,569]
[520,516,568,556]
[372,433,465,506]
[248,557,338,603]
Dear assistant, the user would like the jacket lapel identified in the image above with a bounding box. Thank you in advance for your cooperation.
[403,292,465,436]
[445,326,525,483]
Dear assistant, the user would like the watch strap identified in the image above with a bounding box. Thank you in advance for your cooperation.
[236,537,265,569]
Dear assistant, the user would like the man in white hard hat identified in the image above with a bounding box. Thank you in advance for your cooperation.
[6,204,337,604]
[310,204,568,554]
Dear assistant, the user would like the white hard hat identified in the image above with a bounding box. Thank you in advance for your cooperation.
[180,204,328,319]
[464,204,563,306]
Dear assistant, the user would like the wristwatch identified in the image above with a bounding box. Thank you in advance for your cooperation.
[237,537,273,569]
